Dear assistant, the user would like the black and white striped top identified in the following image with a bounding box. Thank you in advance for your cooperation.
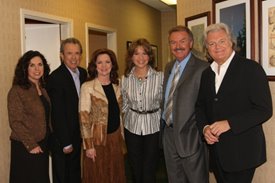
[121,66,163,135]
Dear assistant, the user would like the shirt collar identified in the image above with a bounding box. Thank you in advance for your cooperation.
[210,51,235,74]
[129,66,156,78]
[174,52,191,73]
[65,65,80,77]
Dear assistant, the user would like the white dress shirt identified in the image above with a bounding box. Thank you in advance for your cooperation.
[210,51,235,93]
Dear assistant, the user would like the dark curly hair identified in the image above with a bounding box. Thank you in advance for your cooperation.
[12,50,50,89]
[124,38,155,77]
[87,48,119,85]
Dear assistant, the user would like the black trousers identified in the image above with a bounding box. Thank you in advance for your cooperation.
[124,128,160,183]
[10,139,50,183]
[211,148,255,183]
[50,137,81,183]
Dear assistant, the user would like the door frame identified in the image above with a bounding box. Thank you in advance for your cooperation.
[85,23,117,67]
[20,8,73,54]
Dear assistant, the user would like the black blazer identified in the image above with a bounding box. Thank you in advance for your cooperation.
[196,54,272,172]
[46,63,87,148]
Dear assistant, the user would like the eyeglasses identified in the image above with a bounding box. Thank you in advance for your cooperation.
[207,39,228,48]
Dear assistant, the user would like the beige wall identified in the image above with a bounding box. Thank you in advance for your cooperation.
[0,0,161,181]
[178,0,275,182]
[161,10,177,70]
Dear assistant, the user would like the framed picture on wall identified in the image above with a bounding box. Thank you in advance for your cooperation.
[259,0,275,80]
[213,0,255,59]
[126,41,132,49]
[151,44,158,68]
[185,11,210,61]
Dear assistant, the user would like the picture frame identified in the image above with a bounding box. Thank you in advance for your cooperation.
[126,41,158,68]
[259,0,275,80]
[151,44,158,68]
[213,0,255,59]
[126,41,132,49]
[185,11,211,61]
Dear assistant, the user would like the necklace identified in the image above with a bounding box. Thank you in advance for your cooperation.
[134,71,148,82]
[100,81,111,85]
[137,76,147,82]
[98,78,111,85]
[134,66,149,82]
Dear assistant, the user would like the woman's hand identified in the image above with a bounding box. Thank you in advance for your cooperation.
[86,148,96,162]
[30,146,43,154]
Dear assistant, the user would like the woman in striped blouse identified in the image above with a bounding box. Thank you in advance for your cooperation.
[121,38,163,183]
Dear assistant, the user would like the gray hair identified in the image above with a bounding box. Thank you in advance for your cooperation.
[203,23,236,49]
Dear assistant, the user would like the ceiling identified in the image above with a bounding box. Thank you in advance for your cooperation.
[138,0,176,12]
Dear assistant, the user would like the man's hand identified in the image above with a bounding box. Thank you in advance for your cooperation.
[203,125,219,145]
[63,145,73,154]
[210,120,231,137]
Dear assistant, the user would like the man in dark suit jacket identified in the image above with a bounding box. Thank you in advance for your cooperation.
[46,38,87,183]
[161,25,209,183]
[196,23,272,183]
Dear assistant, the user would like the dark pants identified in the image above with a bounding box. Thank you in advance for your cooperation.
[50,137,81,183]
[163,126,209,183]
[211,148,255,183]
[10,139,50,183]
[125,128,160,183]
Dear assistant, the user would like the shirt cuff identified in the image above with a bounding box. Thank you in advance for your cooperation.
[203,125,210,134]
[63,144,72,151]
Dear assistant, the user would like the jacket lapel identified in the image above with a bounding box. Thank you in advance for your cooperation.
[61,64,79,98]
[216,55,238,96]
[163,60,175,91]
[93,79,108,103]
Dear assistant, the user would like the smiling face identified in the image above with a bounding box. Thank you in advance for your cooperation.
[169,31,193,61]
[132,46,149,70]
[28,56,44,84]
[96,53,112,77]
[61,43,82,72]
[206,29,233,65]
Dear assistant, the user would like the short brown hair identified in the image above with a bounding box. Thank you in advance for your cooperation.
[60,37,83,54]
[168,25,194,42]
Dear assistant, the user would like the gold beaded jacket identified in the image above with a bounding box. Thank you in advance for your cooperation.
[79,78,123,150]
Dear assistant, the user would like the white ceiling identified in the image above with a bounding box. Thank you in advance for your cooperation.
[138,0,176,12]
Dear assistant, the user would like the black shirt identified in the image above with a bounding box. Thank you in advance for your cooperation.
[102,83,120,134]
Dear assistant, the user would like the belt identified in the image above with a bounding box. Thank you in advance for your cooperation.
[130,108,159,114]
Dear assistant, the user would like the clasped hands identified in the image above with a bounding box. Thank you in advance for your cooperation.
[203,120,231,145]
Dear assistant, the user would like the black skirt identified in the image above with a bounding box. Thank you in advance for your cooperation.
[9,139,50,183]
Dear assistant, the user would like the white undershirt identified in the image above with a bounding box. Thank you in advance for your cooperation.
[210,51,235,93]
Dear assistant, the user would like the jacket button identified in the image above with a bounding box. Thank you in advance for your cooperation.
[214,98,218,101]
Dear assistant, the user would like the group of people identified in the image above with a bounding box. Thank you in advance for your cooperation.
[7,22,272,183]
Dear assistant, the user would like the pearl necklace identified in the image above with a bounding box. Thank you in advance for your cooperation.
[98,79,111,85]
